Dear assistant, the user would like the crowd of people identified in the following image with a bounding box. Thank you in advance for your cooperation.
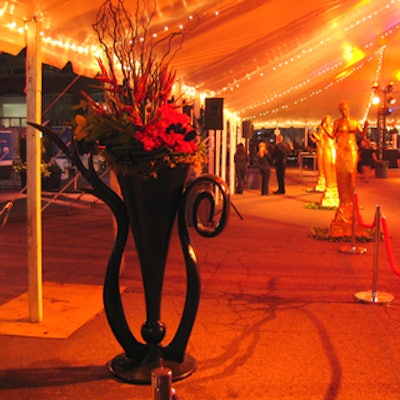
[234,133,291,196]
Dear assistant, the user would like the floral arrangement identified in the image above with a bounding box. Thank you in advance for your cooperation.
[74,0,205,178]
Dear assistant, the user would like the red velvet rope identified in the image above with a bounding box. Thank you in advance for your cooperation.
[354,192,376,229]
[381,216,400,278]
[354,193,400,278]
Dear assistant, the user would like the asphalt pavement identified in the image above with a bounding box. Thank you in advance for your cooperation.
[1,166,400,400]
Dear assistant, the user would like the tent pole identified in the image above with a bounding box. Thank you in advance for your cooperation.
[221,120,227,183]
[26,16,43,322]
[229,117,236,196]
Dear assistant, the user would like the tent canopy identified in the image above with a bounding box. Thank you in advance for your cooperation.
[1,0,400,127]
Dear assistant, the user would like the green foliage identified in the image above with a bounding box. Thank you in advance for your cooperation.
[309,226,374,242]
[13,161,63,177]
[305,202,337,210]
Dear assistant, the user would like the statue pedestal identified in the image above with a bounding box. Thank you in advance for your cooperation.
[329,218,371,240]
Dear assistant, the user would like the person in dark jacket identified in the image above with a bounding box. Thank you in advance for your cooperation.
[272,134,291,194]
[256,141,273,196]
[234,143,249,194]
[358,138,378,183]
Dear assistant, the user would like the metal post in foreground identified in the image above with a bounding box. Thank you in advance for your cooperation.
[340,194,367,254]
[355,205,394,304]
[152,367,172,400]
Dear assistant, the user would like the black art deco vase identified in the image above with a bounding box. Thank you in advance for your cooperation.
[28,123,230,384]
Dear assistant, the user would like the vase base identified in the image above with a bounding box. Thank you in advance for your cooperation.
[108,352,197,384]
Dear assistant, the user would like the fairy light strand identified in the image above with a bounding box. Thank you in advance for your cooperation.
[1,0,399,128]
[224,0,400,125]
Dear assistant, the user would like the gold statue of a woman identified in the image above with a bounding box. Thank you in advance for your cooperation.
[329,101,363,237]
[310,115,339,206]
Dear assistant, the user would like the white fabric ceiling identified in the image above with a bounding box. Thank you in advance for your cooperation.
[1,0,400,127]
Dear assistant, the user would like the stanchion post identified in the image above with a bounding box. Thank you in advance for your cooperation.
[355,205,394,304]
[340,192,367,254]
[152,367,173,400]
[371,205,381,301]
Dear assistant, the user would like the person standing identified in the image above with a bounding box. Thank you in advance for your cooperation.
[256,141,273,196]
[358,138,378,183]
[272,134,290,194]
[234,143,248,194]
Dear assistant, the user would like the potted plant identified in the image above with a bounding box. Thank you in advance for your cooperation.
[13,160,63,191]
[41,160,63,191]
[14,132,63,191]
[29,0,229,385]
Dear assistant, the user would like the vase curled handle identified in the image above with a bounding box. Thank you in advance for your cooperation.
[187,173,230,237]
[163,173,230,362]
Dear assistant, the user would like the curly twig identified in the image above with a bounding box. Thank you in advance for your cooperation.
[92,0,199,121]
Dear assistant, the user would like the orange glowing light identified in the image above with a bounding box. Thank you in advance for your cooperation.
[335,69,351,80]
[372,96,381,105]
[343,44,365,67]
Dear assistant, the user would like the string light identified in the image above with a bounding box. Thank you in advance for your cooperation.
[1,0,399,128]
[219,0,400,126]
[0,4,201,60]
[362,46,386,122]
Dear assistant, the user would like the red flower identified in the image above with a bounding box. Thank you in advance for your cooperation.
[134,103,196,153]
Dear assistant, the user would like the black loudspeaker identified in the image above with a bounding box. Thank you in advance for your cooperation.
[205,98,224,130]
[242,120,253,138]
